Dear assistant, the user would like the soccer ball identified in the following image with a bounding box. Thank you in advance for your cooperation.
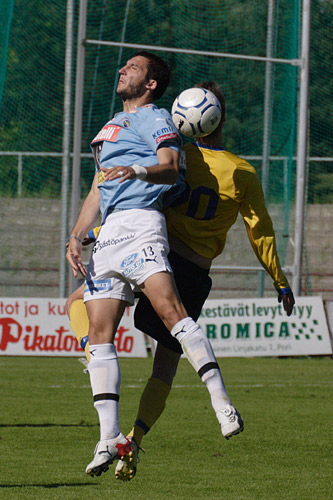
[171,87,222,137]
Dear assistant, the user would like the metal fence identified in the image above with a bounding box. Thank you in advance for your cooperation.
[1,150,332,298]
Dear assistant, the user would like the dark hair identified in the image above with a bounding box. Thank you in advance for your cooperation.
[195,81,226,125]
[133,51,171,100]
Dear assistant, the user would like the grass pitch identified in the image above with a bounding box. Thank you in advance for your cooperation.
[0,356,332,500]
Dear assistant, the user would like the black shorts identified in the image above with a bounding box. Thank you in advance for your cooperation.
[134,250,212,354]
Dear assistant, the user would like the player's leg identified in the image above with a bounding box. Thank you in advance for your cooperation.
[115,276,184,481]
[66,289,179,480]
[129,342,180,445]
[66,285,90,361]
[142,270,243,439]
[115,343,180,481]
[116,252,243,481]
[65,282,85,313]
[140,271,186,330]
[83,210,157,476]
[84,297,133,476]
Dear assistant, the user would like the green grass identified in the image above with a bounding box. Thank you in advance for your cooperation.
[0,356,332,500]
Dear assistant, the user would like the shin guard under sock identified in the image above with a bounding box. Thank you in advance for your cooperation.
[171,317,231,409]
[89,343,121,440]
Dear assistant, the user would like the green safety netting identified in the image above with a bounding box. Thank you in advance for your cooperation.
[0,0,331,299]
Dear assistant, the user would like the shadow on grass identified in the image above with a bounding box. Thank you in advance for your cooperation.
[0,483,95,488]
[0,422,98,428]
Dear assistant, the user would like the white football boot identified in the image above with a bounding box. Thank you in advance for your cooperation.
[115,438,139,481]
[216,404,244,439]
[85,433,133,476]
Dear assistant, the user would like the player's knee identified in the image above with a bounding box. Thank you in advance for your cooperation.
[65,296,76,317]
[66,285,85,317]
[157,302,185,332]
[152,368,176,387]
[152,345,180,385]
[88,324,110,345]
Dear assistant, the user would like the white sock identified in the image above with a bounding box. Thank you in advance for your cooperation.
[88,343,121,440]
[171,317,231,410]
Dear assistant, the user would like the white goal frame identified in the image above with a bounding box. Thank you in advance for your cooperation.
[63,0,311,297]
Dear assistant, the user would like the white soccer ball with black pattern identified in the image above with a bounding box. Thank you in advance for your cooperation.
[171,87,222,138]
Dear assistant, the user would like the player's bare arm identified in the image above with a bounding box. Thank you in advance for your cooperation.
[100,147,180,185]
[66,173,101,278]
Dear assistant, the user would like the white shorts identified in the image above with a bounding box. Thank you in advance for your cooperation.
[83,208,172,305]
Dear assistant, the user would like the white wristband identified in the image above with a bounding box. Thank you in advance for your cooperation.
[131,164,147,180]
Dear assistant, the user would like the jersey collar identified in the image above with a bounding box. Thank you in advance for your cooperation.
[194,141,224,152]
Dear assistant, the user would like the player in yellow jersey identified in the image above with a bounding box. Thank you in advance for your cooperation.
[115,81,295,479]
[67,81,294,481]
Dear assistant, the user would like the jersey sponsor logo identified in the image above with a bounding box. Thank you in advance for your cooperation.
[91,124,121,144]
[98,171,105,184]
[93,234,136,253]
[155,132,178,144]
[121,253,138,268]
[84,279,112,294]
[122,258,145,278]
[152,125,175,140]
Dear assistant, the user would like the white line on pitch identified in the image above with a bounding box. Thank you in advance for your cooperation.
[47,381,333,389]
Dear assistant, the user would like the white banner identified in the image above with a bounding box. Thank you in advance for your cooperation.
[324,301,333,338]
[0,298,147,357]
[197,296,332,357]
[0,296,331,358]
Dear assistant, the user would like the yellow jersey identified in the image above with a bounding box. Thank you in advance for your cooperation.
[165,142,289,289]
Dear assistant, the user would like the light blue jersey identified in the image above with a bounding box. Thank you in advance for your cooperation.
[91,104,186,223]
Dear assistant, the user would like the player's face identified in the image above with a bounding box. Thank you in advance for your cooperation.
[116,56,151,100]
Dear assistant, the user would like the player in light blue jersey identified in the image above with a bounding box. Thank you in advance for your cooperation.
[91,104,186,222]
[66,52,241,479]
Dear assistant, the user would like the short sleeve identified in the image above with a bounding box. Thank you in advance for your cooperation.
[138,107,181,153]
